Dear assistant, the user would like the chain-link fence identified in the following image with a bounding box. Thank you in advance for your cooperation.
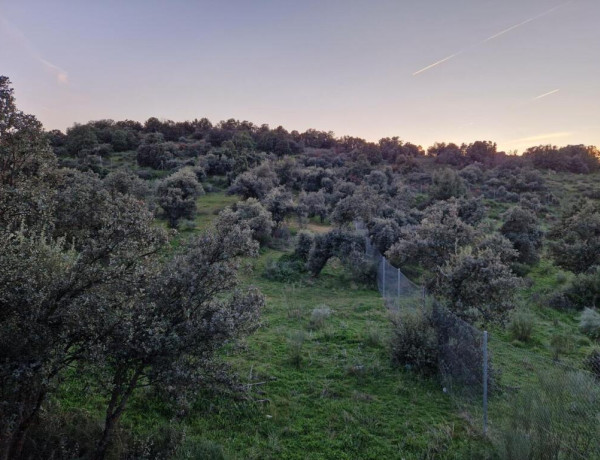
[355,221,489,430]
[355,221,600,455]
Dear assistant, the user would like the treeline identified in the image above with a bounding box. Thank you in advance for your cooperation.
[47,117,600,175]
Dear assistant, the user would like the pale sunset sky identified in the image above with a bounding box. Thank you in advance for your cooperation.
[1,0,599,153]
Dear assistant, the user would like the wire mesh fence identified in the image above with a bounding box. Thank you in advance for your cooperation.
[355,220,489,428]
[355,220,600,454]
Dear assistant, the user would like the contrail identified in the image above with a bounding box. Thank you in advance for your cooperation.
[506,131,572,145]
[484,1,574,42]
[412,1,573,76]
[0,14,69,85]
[533,89,560,100]
[412,52,462,76]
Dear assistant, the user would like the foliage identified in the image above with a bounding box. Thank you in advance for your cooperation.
[224,198,274,245]
[550,266,600,311]
[496,369,600,459]
[579,308,600,340]
[547,200,600,273]
[306,229,365,276]
[584,349,600,378]
[263,255,305,282]
[508,310,535,342]
[157,168,204,227]
[430,168,466,201]
[227,163,278,199]
[309,305,333,330]
[136,132,176,169]
[294,231,314,262]
[389,308,438,375]
[262,186,295,228]
[0,76,57,230]
[387,200,476,271]
[434,246,521,325]
[500,206,543,265]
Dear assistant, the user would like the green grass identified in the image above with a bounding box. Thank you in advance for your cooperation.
[55,171,600,458]
[168,248,490,459]
[56,191,491,459]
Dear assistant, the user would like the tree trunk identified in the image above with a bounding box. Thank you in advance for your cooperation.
[93,368,142,460]
[6,389,47,460]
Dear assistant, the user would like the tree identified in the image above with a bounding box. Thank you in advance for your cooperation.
[0,175,168,459]
[298,190,328,223]
[500,206,543,265]
[262,186,295,229]
[90,214,263,458]
[227,163,278,199]
[223,198,274,245]
[430,168,466,201]
[0,76,56,230]
[369,218,402,254]
[547,200,600,273]
[103,169,150,200]
[136,132,176,169]
[157,168,204,227]
[64,124,98,156]
[387,201,476,270]
[434,246,521,325]
[306,229,365,276]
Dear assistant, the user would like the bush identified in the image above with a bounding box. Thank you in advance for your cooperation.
[389,308,438,375]
[549,267,600,311]
[262,256,305,282]
[584,349,600,378]
[550,333,574,360]
[508,310,535,342]
[157,168,204,227]
[579,308,600,340]
[288,331,306,368]
[309,305,332,330]
[294,231,314,262]
[496,369,600,459]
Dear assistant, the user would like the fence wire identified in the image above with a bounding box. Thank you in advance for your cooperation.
[355,221,487,418]
[355,220,600,456]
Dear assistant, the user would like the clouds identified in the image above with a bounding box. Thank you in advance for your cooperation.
[0,14,69,85]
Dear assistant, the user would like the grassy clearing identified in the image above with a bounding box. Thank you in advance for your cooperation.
[133,192,492,458]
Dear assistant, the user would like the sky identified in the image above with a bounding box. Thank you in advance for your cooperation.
[1,0,599,153]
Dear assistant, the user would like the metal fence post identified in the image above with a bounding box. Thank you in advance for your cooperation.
[483,330,488,436]
[382,258,386,297]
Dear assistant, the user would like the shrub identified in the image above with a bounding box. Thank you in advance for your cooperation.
[309,305,332,330]
[262,256,305,282]
[228,199,274,246]
[500,206,544,265]
[496,369,600,459]
[584,349,600,378]
[547,200,600,273]
[430,168,466,201]
[389,308,438,375]
[508,310,535,342]
[579,308,600,340]
[549,268,600,311]
[288,331,306,368]
[294,231,314,262]
[550,333,574,360]
[157,168,204,227]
